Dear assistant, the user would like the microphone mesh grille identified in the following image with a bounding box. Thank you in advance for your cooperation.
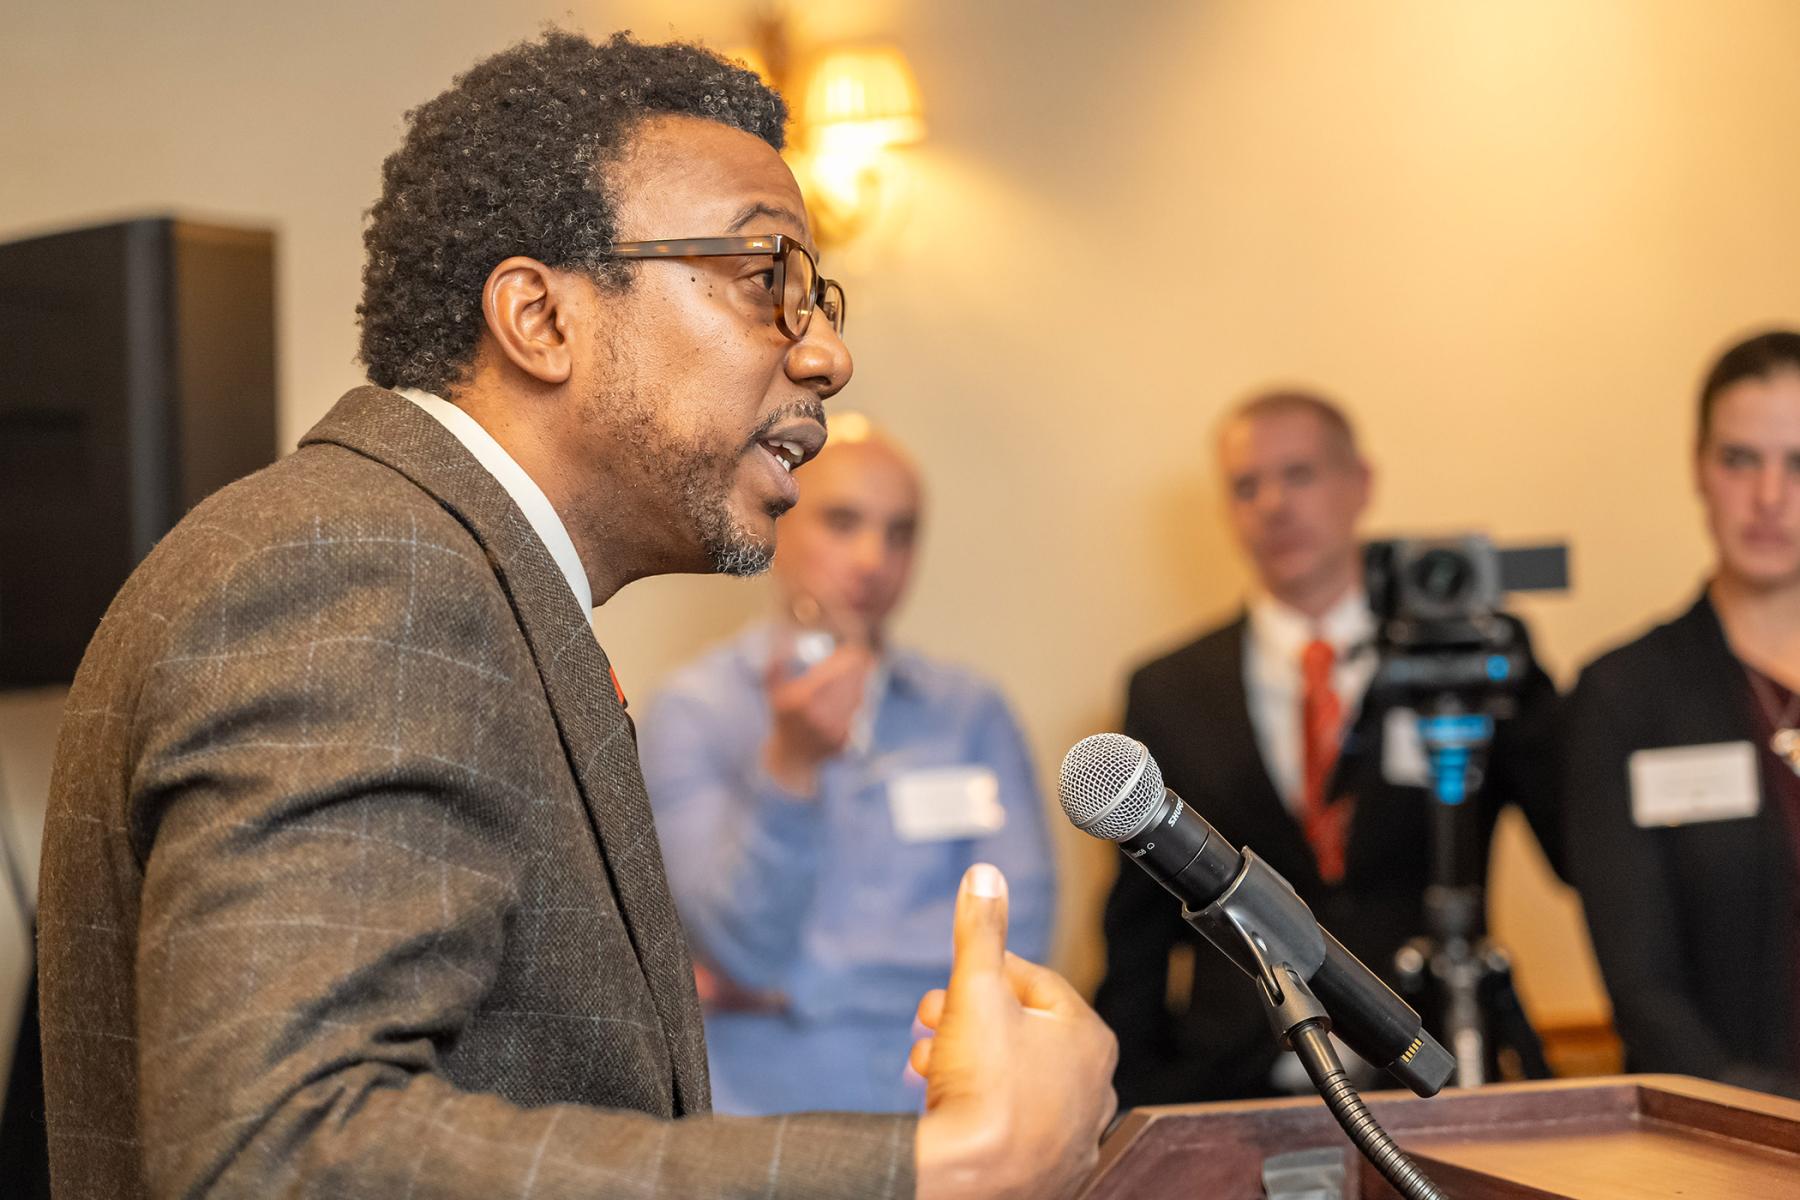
[1058,733,1166,842]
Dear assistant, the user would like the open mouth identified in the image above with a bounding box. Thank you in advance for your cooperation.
[758,437,809,474]
[753,414,826,476]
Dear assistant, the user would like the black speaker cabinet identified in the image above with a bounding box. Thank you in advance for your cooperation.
[0,217,277,686]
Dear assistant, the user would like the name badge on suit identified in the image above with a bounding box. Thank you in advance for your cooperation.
[1628,741,1761,827]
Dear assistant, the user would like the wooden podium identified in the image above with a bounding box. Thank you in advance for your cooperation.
[1078,1075,1800,1198]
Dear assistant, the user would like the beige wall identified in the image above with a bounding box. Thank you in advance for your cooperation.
[9,0,1800,1030]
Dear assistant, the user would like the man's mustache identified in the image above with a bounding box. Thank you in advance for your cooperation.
[748,399,827,444]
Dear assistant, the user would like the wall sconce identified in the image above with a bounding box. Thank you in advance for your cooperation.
[798,45,925,244]
[731,14,925,248]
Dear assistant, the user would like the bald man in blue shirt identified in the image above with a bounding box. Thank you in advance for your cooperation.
[640,423,1054,1115]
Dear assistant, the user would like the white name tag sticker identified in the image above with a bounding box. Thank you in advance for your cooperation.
[1382,707,1430,787]
[1628,741,1761,828]
[888,767,1005,843]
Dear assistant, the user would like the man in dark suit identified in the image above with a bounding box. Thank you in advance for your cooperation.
[35,31,1116,1199]
[1094,389,1558,1105]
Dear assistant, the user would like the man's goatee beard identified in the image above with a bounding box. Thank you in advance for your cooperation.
[709,534,774,577]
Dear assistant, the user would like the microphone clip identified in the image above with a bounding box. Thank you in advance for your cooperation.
[1257,962,1333,1050]
[1186,853,1448,1200]
[1180,849,1328,999]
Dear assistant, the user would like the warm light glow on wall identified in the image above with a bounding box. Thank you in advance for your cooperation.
[802,45,925,152]
[728,11,925,250]
[791,43,925,247]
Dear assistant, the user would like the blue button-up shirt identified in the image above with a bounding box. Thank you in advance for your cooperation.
[638,623,1055,1115]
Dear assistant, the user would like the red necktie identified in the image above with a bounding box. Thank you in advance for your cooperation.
[1300,638,1349,884]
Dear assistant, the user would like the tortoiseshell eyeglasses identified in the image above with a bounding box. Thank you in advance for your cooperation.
[603,234,846,341]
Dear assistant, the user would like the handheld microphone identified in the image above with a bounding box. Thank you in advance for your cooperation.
[1061,733,1455,1097]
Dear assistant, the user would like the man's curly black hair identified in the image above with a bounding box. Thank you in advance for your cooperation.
[357,30,787,395]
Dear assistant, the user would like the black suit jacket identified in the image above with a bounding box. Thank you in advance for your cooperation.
[1564,592,1800,1098]
[1094,613,1560,1105]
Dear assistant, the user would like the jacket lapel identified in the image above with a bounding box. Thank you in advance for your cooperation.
[301,387,709,1113]
[1215,618,1321,878]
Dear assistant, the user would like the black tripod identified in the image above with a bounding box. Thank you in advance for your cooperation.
[1392,696,1550,1087]
[1363,534,1565,1087]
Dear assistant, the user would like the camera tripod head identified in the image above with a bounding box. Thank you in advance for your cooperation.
[1364,535,1566,719]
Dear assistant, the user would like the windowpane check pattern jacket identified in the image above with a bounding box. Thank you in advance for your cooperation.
[37,387,915,1199]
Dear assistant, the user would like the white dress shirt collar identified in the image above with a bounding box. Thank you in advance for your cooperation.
[396,388,594,614]
[1247,587,1375,667]
[1242,587,1378,815]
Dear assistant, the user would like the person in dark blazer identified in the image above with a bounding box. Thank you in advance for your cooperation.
[1565,330,1800,1100]
[35,32,1117,1200]
[1095,389,1560,1105]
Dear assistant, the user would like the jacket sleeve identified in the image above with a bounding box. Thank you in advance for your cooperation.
[127,510,914,1200]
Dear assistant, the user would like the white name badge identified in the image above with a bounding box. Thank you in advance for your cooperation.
[1382,707,1431,787]
[1628,741,1761,828]
[888,766,1006,843]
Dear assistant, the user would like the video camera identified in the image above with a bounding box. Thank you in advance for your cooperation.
[1364,536,1569,714]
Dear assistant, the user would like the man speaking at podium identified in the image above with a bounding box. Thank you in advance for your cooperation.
[35,31,1115,1200]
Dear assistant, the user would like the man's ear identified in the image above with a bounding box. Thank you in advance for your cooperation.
[481,256,579,385]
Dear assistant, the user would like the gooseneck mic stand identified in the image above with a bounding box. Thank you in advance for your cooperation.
[1186,854,1448,1200]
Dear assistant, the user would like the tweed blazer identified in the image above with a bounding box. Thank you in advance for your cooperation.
[36,387,915,1199]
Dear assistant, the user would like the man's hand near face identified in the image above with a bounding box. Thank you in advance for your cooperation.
[761,601,879,795]
[912,864,1119,1200]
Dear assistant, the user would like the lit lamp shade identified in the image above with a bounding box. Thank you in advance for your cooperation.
[801,44,925,155]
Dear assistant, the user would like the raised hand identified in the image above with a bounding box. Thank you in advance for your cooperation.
[761,602,877,794]
[913,864,1119,1200]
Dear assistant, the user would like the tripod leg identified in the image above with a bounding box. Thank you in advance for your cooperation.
[1444,947,1489,1087]
[1482,948,1552,1079]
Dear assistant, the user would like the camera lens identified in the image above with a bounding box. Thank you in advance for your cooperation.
[1411,548,1473,604]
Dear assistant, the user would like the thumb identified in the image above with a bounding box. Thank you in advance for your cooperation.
[948,862,1009,987]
